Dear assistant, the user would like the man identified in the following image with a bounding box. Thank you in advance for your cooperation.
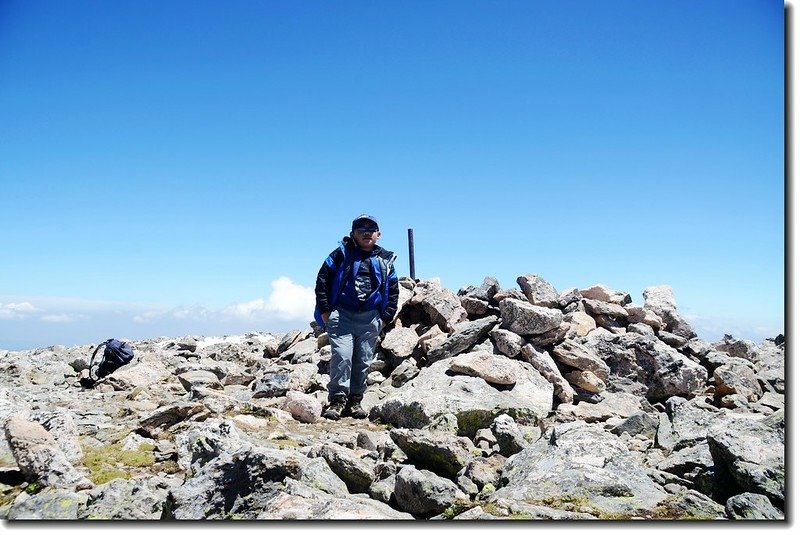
[314,214,399,420]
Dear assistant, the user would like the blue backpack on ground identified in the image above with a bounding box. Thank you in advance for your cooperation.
[89,338,135,381]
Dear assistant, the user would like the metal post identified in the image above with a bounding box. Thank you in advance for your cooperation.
[407,228,416,280]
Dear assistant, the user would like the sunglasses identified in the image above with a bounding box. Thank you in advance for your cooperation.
[354,227,378,234]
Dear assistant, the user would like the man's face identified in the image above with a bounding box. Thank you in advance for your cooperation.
[351,222,380,251]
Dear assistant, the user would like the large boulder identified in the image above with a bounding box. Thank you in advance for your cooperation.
[163,443,303,519]
[707,409,784,507]
[583,332,707,402]
[495,421,669,518]
[370,357,552,435]
[258,479,413,519]
[426,316,499,363]
[389,428,475,479]
[394,465,468,517]
[4,416,92,490]
[516,274,559,307]
[499,299,563,336]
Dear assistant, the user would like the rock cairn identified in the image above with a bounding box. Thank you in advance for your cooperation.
[0,274,785,520]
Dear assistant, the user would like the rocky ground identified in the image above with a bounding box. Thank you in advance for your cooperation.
[0,275,785,520]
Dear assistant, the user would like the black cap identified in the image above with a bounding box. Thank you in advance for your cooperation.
[352,214,379,230]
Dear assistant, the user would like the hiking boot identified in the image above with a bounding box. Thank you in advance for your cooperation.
[347,395,368,419]
[323,397,346,420]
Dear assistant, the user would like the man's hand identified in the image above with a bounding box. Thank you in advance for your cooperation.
[322,311,330,324]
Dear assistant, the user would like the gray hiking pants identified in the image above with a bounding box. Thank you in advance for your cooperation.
[326,307,381,401]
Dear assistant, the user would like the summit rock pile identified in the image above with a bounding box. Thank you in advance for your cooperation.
[0,274,785,520]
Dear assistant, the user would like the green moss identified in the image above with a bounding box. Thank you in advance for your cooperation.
[455,410,491,436]
[156,460,181,474]
[440,501,475,520]
[126,386,145,400]
[464,502,532,520]
[82,442,156,484]
[268,436,302,449]
[24,481,44,495]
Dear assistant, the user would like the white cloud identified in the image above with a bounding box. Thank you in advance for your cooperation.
[222,299,268,320]
[264,276,316,320]
[220,277,314,322]
[132,310,167,324]
[40,313,88,323]
[131,277,315,325]
[0,301,37,319]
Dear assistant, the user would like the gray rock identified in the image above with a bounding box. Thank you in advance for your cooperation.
[260,478,413,519]
[520,344,573,404]
[468,276,502,302]
[550,339,610,381]
[449,350,517,386]
[278,336,317,362]
[642,285,696,338]
[138,402,209,437]
[462,454,505,489]
[658,489,726,519]
[411,280,468,332]
[81,476,172,519]
[178,370,224,392]
[556,391,648,424]
[281,390,322,423]
[164,444,301,519]
[583,298,629,319]
[526,321,570,347]
[460,296,489,315]
[658,331,687,348]
[725,492,784,519]
[312,442,375,494]
[488,328,525,358]
[582,332,707,402]
[499,299,563,336]
[516,274,559,307]
[707,409,784,506]
[380,326,420,359]
[714,361,762,401]
[29,409,83,464]
[611,411,659,439]
[6,488,88,519]
[371,356,552,435]
[368,474,396,504]
[557,287,583,308]
[390,428,474,479]
[252,371,291,398]
[296,456,350,498]
[389,358,419,387]
[713,335,760,363]
[426,316,499,363]
[656,442,715,482]
[580,284,631,305]
[496,421,669,517]
[627,322,655,336]
[491,414,529,456]
[4,416,92,490]
[394,465,468,517]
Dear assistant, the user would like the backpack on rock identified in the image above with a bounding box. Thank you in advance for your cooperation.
[80,338,135,388]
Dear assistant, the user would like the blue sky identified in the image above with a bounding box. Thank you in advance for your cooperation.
[0,0,785,350]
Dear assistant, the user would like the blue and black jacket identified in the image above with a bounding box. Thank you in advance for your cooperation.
[314,236,399,330]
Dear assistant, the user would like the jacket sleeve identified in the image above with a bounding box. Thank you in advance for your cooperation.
[381,262,400,324]
[315,248,342,313]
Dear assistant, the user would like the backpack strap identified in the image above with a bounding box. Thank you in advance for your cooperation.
[88,340,110,381]
[380,253,397,314]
